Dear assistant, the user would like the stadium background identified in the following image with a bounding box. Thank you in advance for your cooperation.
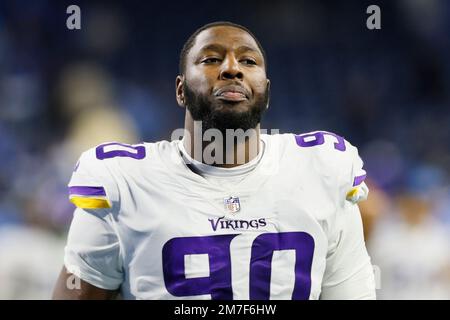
[0,0,449,299]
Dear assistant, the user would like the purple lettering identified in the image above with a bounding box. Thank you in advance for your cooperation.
[209,217,224,232]
[249,232,315,300]
[95,142,146,160]
[249,220,259,229]
[258,218,267,227]
[295,132,346,152]
[162,234,238,299]
[224,220,235,230]
[162,232,315,300]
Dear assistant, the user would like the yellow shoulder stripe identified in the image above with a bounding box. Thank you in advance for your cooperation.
[346,187,359,200]
[70,196,111,209]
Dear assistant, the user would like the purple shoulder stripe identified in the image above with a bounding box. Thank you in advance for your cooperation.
[353,174,367,187]
[69,186,106,197]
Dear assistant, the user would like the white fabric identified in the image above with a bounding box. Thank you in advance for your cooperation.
[64,132,375,299]
[177,138,265,191]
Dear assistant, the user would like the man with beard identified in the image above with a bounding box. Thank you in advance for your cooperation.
[53,22,376,300]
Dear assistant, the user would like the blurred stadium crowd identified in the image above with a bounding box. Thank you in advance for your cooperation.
[0,0,449,299]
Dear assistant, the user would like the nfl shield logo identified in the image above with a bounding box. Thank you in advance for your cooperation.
[223,196,240,214]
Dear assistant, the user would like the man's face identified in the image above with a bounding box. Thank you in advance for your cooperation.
[179,26,270,133]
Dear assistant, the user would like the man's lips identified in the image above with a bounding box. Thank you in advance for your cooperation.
[214,85,249,102]
[217,91,247,101]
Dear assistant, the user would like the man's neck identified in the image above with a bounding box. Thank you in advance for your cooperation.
[183,111,261,168]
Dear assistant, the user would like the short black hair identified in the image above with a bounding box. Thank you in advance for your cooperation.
[179,21,267,75]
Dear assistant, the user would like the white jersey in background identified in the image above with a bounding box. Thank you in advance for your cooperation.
[64,131,375,300]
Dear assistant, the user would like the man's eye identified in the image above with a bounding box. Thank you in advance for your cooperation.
[241,59,257,65]
[202,58,221,64]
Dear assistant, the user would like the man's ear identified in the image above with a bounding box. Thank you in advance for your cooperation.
[175,75,185,108]
[266,79,271,110]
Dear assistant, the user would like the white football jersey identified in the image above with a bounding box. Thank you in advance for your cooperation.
[64,131,375,300]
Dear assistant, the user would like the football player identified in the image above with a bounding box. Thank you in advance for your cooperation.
[53,21,376,300]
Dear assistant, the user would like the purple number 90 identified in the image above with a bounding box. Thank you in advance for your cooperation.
[295,131,346,151]
[162,232,315,300]
[95,142,146,160]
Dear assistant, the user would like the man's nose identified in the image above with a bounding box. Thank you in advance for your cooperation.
[219,55,243,80]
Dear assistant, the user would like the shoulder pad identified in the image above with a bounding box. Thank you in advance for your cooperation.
[292,131,369,204]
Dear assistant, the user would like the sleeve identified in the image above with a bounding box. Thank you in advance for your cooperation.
[343,143,369,204]
[320,203,377,300]
[68,147,119,209]
[320,139,375,299]
[293,131,368,205]
[64,207,123,290]
[64,147,123,290]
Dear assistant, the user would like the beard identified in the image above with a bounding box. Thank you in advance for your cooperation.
[183,81,269,134]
